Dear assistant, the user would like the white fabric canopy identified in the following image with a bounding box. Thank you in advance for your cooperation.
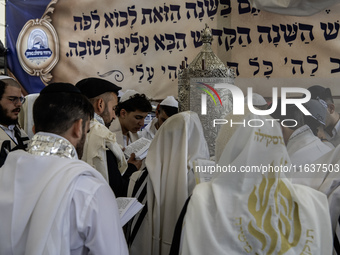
[250,0,340,16]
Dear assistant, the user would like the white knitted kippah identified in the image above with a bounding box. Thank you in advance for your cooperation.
[160,96,178,108]
[119,89,139,103]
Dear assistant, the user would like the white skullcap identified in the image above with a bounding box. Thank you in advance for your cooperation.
[160,96,178,108]
[245,92,267,106]
[120,89,139,103]
[0,75,15,81]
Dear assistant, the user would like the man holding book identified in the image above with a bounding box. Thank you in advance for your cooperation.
[76,78,141,197]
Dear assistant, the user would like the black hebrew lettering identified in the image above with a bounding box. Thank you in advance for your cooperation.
[128,6,137,28]
[191,31,203,48]
[263,60,273,76]
[307,55,318,75]
[136,64,144,82]
[186,3,198,19]
[320,22,340,40]
[92,40,102,55]
[73,16,82,31]
[104,13,114,28]
[146,66,154,82]
[67,42,78,57]
[220,0,232,17]
[291,59,304,74]
[170,4,181,21]
[249,57,260,75]
[237,0,258,15]
[91,10,100,31]
[119,11,129,27]
[197,1,205,20]
[227,61,239,76]
[79,41,86,57]
[298,23,314,43]
[212,28,223,45]
[280,24,298,43]
[205,0,218,18]
[102,35,110,55]
[154,34,166,51]
[175,33,187,50]
[224,27,236,51]
[258,26,272,44]
[152,7,164,23]
[237,27,251,46]
[166,34,176,52]
[167,65,178,80]
[83,14,91,31]
[272,25,281,45]
[330,58,340,73]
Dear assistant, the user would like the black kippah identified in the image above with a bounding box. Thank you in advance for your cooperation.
[76,77,122,99]
[40,82,81,95]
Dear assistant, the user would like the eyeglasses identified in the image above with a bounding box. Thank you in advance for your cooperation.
[7,96,26,104]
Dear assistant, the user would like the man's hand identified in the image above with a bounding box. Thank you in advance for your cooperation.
[128,153,143,169]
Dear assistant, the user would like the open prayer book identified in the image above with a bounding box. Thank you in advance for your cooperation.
[116,197,144,226]
[124,137,152,160]
[193,159,216,184]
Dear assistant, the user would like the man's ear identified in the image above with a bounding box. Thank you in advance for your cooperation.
[32,125,36,134]
[328,103,335,114]
[72,119,83,139]
[96,98,105,114]
[120,109,127,118]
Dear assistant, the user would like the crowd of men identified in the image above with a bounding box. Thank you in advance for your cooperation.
[0,75,339,254]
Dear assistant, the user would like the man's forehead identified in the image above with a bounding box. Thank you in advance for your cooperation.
[129,110,148,117]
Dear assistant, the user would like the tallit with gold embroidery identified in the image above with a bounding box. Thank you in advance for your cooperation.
[180,113,332,255]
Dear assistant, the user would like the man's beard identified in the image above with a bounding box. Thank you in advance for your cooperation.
[102,106,113,128]
[75,129,86,159]
[0,104,19,126]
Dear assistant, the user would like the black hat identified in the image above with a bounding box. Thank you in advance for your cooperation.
[308,85,333,101]
[76,78,122,99]
[40,82,81,95]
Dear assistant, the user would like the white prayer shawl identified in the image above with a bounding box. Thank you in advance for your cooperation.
[138,117,158,140]
[132,111,210,255]
[0,125,28,150]
[18,93,39,139]
[292,145,340,236]
[325,119,340,147]
[286,125,333,167]
[214,104,251,163]
[109,117,139,148]
[82,119,128,179]
[249,0,339,16]
[0,150,108,255]
[180,113,332,255]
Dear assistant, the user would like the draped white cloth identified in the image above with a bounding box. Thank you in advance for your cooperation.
[138,117,158,140]
[286,125,333,167]
[249,0,340,16]
[292,145,340,235]
[18,93,39,139]
[109,117,139,148]
[82,118,128,178]
[131,111,210,255]
[0,149,128,255]
[180,113,332,255]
